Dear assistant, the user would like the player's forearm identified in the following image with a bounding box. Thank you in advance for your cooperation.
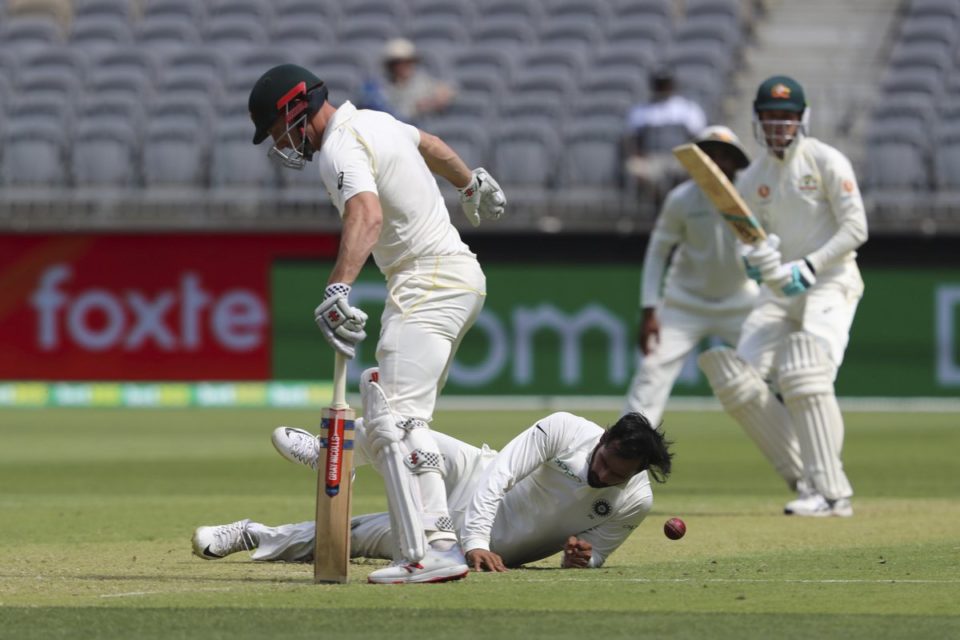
[806,212,868,273]
[328,195,382,285]
[417,130,471,189]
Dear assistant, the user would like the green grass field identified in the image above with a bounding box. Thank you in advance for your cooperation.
[1,407,958,639]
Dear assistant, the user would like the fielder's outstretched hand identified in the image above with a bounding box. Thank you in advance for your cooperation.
[459,168,506,227]
[466,549,509,572]
[561,536,592,568]
[314,283,367,359]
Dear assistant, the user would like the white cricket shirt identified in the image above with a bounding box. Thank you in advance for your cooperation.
[642,180,758,312]
[316,101,474,273]
[736,136,868,276]
[459,412,653,568]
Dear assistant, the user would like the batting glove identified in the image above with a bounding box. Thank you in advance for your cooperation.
[314,283,368,359]
[459,168,506,227]
[740,234,781,284]
[773,259,817,296]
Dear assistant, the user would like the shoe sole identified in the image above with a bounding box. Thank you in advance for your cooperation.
[367,567,469,585]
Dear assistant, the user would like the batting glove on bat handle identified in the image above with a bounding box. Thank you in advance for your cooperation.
[774,258,817,297]
[740,233,781,283]
[314,283,368,359]
[458,168,506,227]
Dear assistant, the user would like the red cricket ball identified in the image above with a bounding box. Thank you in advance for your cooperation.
[664,517,686,540]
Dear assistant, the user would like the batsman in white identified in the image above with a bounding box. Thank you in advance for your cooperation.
[624,125,757,426]
[192,369,674,572]
[698,75,868,517]
[248,64,506,583]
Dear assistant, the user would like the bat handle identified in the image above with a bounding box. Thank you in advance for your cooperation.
[332,352,348,409]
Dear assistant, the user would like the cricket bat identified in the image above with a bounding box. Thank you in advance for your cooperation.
[314,352,355,584]
[672,143,767,244]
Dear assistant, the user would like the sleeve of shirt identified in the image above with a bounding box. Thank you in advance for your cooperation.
[324,131,379,218]
[640,187,685,308]
[807,146,869,273]
[460,413,578,554]
[577,490,652,568]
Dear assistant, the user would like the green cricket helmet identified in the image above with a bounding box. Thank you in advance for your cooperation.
[248,63,327,169]
[751,75,809,153]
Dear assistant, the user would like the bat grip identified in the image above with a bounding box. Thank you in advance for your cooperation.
[332,352,347,409]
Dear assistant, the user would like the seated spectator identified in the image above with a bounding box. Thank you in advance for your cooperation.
[624,68,707,209]
[357,38,456,124]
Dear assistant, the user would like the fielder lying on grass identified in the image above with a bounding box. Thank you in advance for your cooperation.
[193,395,672,571]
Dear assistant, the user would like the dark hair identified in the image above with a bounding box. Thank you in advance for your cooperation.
[605,412,674,483]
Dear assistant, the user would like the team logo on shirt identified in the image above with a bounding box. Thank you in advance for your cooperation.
[842,179,856,193]
[758,184,770,198]
[799,174,819,191]
[337,171,344,190]
[591,499,612,518]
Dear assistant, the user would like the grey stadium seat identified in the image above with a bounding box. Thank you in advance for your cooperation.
[269,16,335,50]
[515,46,587,78]
[592,44,657,76]
[863,127,930,191]
[68,15,133,49]
[684,0,743,23]
[489,122,560,188]
[0,16,65,50]
[274,0,340,23]
[135,16,202,49]
[142,0,206,23]
[538,16,604,48]
[475,0,544,23]
[409,0,475,22]
[17,68,82,102]
[449,46,516,80]
[579,67,649,105]
[85,67,153,101]
[497,93,566,128]
[454,68,508,100]
[909,0,960,22]
[1,120,67,186]
[92,48,160,84]
[21,47,89,84]
[5,95,70,130]
[870,95,936,129]
[472,17,538,48]
[611,0,673,24]
[605,17,670,54]
[206,0,273,24]
[881,67,945,100]
[74,0,135,21]
[71,120,139,187]
[509,69,577,102]
[75,95,143,131]
[148,94,213,131]
[406,15,471,49]
[203,16,269,48]
[143,121,208,187]
[887,45,952,75]
[338,15,403,47]
[556,121,625,188]
[347,0,408,22]
[211,120,279,188]
[545,0,613,23]
[933,126,960,190]
[898,17,958,49]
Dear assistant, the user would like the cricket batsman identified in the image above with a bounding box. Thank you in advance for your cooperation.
[248,64,505,582]
[698,75,868,517]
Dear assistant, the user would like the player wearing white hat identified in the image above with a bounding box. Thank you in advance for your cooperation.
[699,75,868,517]
[624,125,758,426]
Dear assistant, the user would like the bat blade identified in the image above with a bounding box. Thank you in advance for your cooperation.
[314,353,354,584]
[673,143,767,244]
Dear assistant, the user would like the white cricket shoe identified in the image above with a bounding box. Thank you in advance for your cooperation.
[192,519,256,560]
[828,498,854,518]
[271,426,320,470]
[367,546,469,585]
[784,493,831,517]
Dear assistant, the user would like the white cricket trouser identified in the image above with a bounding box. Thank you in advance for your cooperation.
[737,262,864,380]
[624,301,750,425]
[249,430,496,563]
[377,255,486,420]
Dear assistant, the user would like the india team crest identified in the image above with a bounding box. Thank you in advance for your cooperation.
[591,499,612,518]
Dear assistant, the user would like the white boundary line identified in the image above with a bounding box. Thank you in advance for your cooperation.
[514,577,960,585]
[430,395,960,413]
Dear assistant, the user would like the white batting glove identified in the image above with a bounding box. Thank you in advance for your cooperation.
[314,283,368,359]
[458,168,506,227]
[740,234,781,284]
[773,259,817,297]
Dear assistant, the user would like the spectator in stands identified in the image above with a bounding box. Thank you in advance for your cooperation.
[624,68,707,209]
[357,38,456,125]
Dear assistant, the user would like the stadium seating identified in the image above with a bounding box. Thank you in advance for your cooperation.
[0,0,760,230]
